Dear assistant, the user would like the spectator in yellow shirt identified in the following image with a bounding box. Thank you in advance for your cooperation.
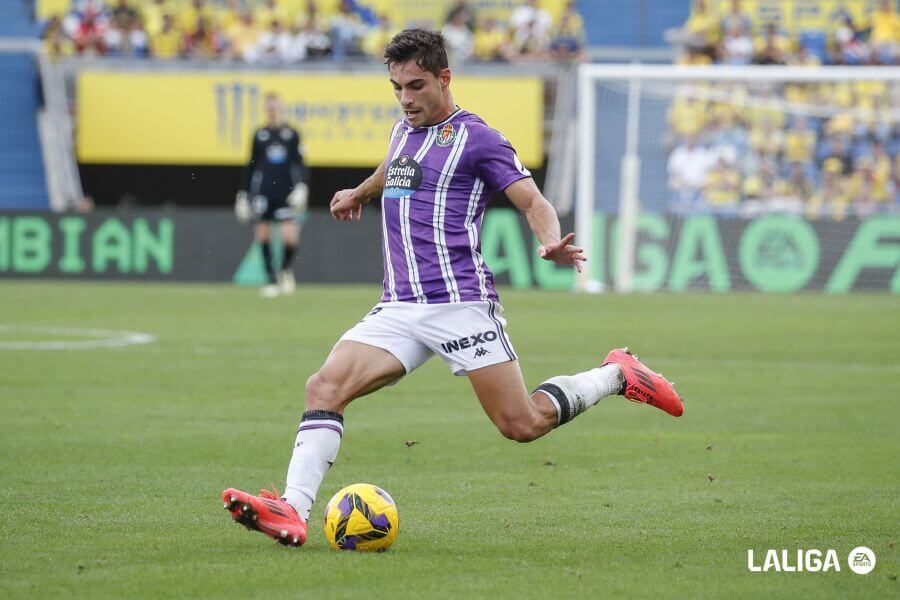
[176,0,216,37]
[227,9,264,60]
[361,13,394,58]
[141,0,170,37]
[548,1,586,62]
[785,162,815,204]
[701,156,742,210]
[783,117,816,166]
[43,16,76,58]
[720,0,753,37]
[847,157,891,215]
[150,13,182,58]
[808,157,852,220]
[749,119,784,158]
[680,0,719,61]
[472,17,508,61]
[256,0,295,31]
[216,0,242,31]
[870,0,900,63]
[752,22,790,65]
[667,88,707,138]
[870,142,893,186]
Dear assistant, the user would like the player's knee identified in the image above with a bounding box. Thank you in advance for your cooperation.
[304,371,343,411]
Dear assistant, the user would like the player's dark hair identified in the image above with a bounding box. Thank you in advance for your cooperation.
[383,29,448,77]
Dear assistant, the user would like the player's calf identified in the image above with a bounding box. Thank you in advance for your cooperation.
[495,408,550,443]
[534,362,625,428]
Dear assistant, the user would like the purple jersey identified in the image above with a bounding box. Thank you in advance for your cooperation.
[379,108,531,304]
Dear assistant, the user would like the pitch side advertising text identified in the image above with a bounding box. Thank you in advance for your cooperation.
[0,210,897,293]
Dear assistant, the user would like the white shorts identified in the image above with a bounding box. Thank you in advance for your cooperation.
[339,301,518,376]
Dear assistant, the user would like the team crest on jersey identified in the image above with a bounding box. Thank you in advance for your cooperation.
[266,142,287,164]
[436,123,456,147]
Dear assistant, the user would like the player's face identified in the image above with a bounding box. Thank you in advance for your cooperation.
[389,60,451,128]
[264,98,282,125]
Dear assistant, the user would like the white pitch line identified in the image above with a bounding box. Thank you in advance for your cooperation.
[0,325,156,350]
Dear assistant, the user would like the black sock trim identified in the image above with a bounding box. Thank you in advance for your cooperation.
[260,241,276,283]
[282,245,296,270]
[301,410,343,424]
[535,383,571,427]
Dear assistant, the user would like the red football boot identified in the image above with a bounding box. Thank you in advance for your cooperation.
[603,347,684,417]
[222,487,307,547]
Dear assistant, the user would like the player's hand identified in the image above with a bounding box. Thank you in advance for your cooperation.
[330,188,364,222]
[234,191,251,224]
[288,183,309,212]
[537,232,587,273]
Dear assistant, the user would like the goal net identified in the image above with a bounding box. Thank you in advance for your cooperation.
[574,64,900,294]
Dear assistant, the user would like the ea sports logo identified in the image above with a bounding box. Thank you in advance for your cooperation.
[847,546,876,575]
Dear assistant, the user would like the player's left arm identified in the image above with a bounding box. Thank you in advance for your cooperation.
[287,129,310,212]
[504,178,586,273]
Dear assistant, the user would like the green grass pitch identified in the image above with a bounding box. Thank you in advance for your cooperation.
[1,281,896,598]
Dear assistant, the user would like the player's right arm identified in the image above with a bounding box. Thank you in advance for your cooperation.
[329,156,388,221]
[239,131,262,195]
[235,132,262,223]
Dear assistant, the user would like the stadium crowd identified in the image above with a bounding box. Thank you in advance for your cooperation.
[673,0,900,66]
[666,0,899,219]
[42,0,586,63]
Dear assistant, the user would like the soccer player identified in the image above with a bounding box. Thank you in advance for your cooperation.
[222,30,683,546]
[235,92,309,297]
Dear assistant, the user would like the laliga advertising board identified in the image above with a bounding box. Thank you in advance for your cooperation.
[75,72,543,168]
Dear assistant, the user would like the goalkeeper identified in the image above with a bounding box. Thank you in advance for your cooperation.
[235,92,309,297]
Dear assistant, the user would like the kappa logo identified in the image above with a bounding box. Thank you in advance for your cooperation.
[473,347,490,358]
[441,331,498,354]
[436,123,456,147]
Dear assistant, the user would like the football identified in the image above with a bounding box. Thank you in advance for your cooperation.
[323,483,399,551]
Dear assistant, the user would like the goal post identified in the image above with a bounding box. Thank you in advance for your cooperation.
[574,63,900,294]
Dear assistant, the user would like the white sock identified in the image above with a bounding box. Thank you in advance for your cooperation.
[282,410,343,522]
[535,364,624,427]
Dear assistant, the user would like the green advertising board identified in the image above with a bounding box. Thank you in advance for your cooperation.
[1,210,897,293]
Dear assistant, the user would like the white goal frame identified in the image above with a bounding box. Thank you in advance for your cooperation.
[575,63,900,293]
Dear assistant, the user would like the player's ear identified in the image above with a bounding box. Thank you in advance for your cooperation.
[439,68,451,90]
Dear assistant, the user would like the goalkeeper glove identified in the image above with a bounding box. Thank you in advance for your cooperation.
[234,190,251,224]
[288,183,309,213]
